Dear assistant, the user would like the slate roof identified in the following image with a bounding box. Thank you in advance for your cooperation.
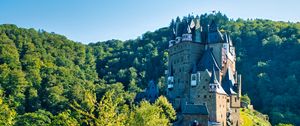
[222,68,237,95]
[182,20,191,34]
[197,48,220,71]
[209,65,219,84]
[209,20,218,32]
[191,63,197,74]
[208,20,224,43]
[209,64,227,95]
[182,104,209,115]
[146,80,159,103]
[135,80,159,103]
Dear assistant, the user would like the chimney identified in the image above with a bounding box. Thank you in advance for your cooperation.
[237,74,242,98]
[235,71,238,83]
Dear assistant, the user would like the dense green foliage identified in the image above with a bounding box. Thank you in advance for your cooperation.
[0,12,299,125]
[0,24,175,125]
[90,13,300,125]
[240,108,271,126]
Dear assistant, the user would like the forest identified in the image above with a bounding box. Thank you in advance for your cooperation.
[0,13,300,125]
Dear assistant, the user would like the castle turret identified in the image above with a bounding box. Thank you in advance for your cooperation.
[209,65,226,95]
[191,18,202,43]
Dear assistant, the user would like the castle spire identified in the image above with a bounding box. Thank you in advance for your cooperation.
[209,64,218,84]
[208,20,224,43]
[209,64,227,95]
[222,68,237,95]
[209,20,218,32]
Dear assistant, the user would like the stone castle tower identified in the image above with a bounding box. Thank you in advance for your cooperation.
[166,17,242,126]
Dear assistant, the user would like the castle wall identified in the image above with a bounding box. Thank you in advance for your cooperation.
[189,70,211,104]
[230,95,240,126]
[230,95,240,108]
[230,108,240,126]
[168,41,204,110]
[215,93,228,125]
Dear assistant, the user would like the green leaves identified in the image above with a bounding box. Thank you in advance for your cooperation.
[15,110,52,126]
[0,90,16,126]
[0,13,300,125]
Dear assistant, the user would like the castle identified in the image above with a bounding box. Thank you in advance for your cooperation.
[166,18,242,126]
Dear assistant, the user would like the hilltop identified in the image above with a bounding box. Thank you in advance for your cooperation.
[0,13,299,125]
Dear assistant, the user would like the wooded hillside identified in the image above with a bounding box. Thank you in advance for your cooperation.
[0,13,299,125]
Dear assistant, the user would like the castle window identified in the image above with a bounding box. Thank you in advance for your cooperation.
[203,86,205,89]
[235,97,237,102]
[209,95,211,98]
[192,75,196,80]
[204,95,207,99]
[227,99,229,102]
[235,109,237,113]
[198,95,200,98]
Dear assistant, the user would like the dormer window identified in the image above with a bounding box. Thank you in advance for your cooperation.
[191,74,197,86]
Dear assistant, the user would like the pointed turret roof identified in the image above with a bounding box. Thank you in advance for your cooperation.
[209,65,227,95]
[146,80,159,103]
[208,20,224,43]
[197,48,220,71]
[209,65,219,84]
[222,68,237,95]
[209,20,218,32]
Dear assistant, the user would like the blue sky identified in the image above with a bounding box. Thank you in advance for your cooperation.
[0,0,299,44]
